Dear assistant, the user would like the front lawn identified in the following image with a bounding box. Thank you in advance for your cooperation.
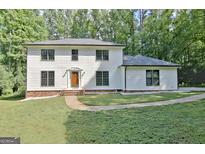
[0,96,69,144]
[65,99,205,143]
[0,94,205,143]
[78,91,204,106]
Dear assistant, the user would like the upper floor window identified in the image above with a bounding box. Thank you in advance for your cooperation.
[41,71,55,87]
[72,49,78,61]
[41,49,55,61]
[96,50,109,61]
[146,70,160,86]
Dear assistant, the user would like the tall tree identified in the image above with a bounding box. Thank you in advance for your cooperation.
[0,10,48,92]
[43,9,73,39]
[70,10,90,38]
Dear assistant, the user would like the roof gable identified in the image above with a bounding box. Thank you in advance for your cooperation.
[123,55,179,67]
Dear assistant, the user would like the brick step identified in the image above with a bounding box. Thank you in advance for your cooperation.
[60,90,84,96]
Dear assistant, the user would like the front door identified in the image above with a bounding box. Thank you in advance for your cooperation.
[71,72,79,88]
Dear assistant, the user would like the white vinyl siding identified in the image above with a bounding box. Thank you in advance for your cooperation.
[27,46,123,91]
[126,67,177,91]
[27,46,178,91]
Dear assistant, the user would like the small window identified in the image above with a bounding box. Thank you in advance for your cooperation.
[146,70,160,86]
[41,71,55,87]
[41,49,55,61]
[72,49,78,61]
[96,50,109,61]
[96,71,109,86]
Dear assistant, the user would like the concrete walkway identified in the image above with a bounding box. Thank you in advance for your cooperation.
[65,96,89,110]
[120,87,205,95]
[20,95,59,102]
[179,87,205,92]
[65,93,205,112]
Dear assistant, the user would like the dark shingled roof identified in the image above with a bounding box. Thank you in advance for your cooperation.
[123,55,179,67]
[24,38,124,47]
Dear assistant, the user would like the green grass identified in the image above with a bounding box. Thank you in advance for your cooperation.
[0,93,25,101]
[65,99,205,143]
[0,94,205,143]
[78,92,204,106]
[0,96,69,144]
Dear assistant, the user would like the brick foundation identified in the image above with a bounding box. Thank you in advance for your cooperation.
[26,89,121,98]
[26,90,86,98]
[26,91,61,98]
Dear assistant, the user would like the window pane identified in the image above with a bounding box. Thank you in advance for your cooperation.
[153,70,159,78]
[96,50,102,60]
[72,49,78,55]
[146,70,152,86]
[48,71,55,86]
[41,50,47,60]
[72,55,78,61]
[153,78,159,86]
[103,50,109,60]
[72,49,78,61]
[48,50,55,60]
[41,71,47,86]
[103,71,109,86]
[146,78,152,86]
[96,71,102,86]
[146,70,152,78]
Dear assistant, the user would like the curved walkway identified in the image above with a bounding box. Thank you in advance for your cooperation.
[65,93,205,112]
[65,96,89,110]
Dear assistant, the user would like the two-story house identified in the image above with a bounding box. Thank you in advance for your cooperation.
[25,38,179,97]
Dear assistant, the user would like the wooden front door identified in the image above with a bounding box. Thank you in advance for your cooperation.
[71,72,79,87]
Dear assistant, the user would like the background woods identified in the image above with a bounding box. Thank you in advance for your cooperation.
[0,9,205,95]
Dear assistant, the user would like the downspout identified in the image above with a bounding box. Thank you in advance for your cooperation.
[177,67,179,90]
[26,47,28,98]
[124,66,127,92]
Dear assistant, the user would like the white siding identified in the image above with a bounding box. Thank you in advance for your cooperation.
[125,67,178,91]
[27,46,123,91]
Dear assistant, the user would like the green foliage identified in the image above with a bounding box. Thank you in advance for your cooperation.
[0,10,48,95]
[43,9,72,39]
[136,10,205,84]
[0,65,14,95]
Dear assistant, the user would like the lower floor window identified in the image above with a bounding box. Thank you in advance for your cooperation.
[146,70,160,86]
[96,71,109,86]
[41,71,55,86]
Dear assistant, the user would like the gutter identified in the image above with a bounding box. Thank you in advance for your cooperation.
[121,64,180,67]
[23,44,125,47]
[124,66,127,92]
